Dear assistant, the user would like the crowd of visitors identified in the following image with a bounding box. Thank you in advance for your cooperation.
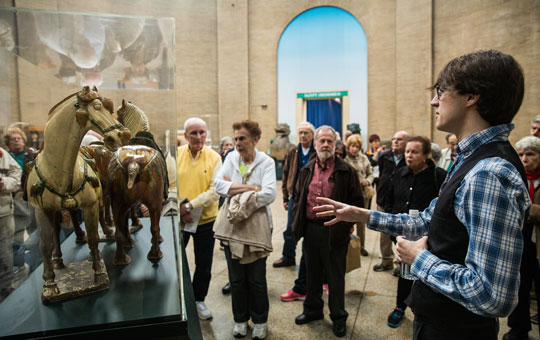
[1,48,538,340]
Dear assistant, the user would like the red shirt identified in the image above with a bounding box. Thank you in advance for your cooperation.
[306,156,335,221]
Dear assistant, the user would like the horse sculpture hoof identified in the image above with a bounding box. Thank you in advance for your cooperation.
[94,273,109,285]
[52,258,65,270]
[158,235,164,243]
[147,250,163,263]
[113,254,131,266]
[41,283,60,304]
[76,236,87,244]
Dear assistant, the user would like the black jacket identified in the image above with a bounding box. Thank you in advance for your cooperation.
[376,149,406,211]
[291,156,364,248]
[388,159,447,215]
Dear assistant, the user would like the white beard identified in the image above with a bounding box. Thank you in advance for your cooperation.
[317,150,333,161]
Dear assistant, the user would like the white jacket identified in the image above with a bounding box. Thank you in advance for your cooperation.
[0,147,22,217]
[214,149,276,228]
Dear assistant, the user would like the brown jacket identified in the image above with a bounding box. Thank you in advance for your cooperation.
[281,143,316,201]
[291,156,364,248]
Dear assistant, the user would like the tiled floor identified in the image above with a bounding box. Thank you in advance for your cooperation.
[185,180,539,340]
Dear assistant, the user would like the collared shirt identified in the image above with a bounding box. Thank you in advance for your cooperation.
[368,124,530,317]
[306,156,335,221]
[392,150,403,166]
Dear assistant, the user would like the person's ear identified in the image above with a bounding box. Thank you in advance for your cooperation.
[465,94,479,108]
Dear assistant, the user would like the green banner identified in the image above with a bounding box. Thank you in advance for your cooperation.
[297,91,348,99]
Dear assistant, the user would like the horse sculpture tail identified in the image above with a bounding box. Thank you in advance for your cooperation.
[126,161,140,189]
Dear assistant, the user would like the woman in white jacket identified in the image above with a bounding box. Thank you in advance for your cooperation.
[214,120,276,340]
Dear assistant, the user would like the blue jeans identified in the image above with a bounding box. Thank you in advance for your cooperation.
[282,197,296,261]
[183,221,215,301]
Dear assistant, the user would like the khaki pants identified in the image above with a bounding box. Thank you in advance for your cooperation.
[377,205,394,267]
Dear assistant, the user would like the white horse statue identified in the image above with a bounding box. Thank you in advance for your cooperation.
[26,86,131,303]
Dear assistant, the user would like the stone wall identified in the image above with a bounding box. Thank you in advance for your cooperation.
[3,0,539,151]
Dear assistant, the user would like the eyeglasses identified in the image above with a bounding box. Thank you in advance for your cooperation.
[435,85,446,99]
[391,137,404,142]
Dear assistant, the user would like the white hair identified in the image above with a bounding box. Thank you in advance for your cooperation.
[184,117,207,131]
[431,143,442,160]
[532,114,540,125]
[314,125,337,141]
[297,121,315,134]
[516,136,540,153]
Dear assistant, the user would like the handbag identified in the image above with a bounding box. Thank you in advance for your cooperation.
[346,236,362,273]
[363,184,375,200]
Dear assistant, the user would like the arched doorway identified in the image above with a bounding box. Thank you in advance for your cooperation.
[277,6,368,142]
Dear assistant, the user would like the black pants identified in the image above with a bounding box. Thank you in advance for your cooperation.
[397,276,414,310]
[303,220,348,323]
[183,221,215,301]
[413,316,498,340]
[224,246,269,323]
[508,240,540,334]
[292,240,307,294]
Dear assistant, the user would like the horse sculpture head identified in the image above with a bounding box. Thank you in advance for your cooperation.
[75,86,131,150]
[117,99,150,136]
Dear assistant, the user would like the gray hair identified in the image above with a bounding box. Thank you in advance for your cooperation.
[532,115,540,125]
[395,130,411,140]
[516,136,540,153]
[220,136,233,148]
[314,125,337,141]
[297,121,315,134]
[431,143,442,160]
[184,117,207,131]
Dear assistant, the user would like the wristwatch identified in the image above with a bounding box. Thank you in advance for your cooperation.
[184,203,192,212]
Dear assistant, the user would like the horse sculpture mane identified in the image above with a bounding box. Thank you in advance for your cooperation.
[118,100,150,135]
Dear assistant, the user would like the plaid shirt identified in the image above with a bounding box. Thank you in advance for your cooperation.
[368,124,530,317]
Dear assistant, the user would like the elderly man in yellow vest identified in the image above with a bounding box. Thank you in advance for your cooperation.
[177,117,222,320]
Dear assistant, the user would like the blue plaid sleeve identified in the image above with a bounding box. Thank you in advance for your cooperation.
[411,158,530,317]
[367,198,436,236]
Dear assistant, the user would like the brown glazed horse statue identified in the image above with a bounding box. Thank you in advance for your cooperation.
[78,143,143,242]
[109,100,167,265]
[25,86,131,302]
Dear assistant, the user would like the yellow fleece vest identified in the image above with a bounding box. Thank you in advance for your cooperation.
[176,145,220,225]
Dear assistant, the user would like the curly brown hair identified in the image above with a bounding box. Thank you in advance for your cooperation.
[232,120,261,139]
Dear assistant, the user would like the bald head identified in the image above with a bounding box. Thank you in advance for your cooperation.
[392,130,409,155]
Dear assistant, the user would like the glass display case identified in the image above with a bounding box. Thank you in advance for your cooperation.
[0,7,192,339]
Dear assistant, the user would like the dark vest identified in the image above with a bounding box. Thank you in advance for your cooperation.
[407,141,527,324]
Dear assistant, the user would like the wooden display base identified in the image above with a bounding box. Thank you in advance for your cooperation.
[42,258,109,304]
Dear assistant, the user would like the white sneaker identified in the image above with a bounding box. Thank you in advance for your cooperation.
[252,323,267,339]
[233,322,248,338]
[196,301,213,320]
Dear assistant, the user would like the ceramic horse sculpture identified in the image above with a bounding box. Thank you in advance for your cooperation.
[78,142,144,242]
[26,86,131,303]
[109,100,168,265]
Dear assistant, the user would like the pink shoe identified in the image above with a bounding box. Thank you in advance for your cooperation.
[322,284,329,295]
[280,289,306,302]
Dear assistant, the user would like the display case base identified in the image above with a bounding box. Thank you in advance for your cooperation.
[0,217,187,339]
[42,257,109,304]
